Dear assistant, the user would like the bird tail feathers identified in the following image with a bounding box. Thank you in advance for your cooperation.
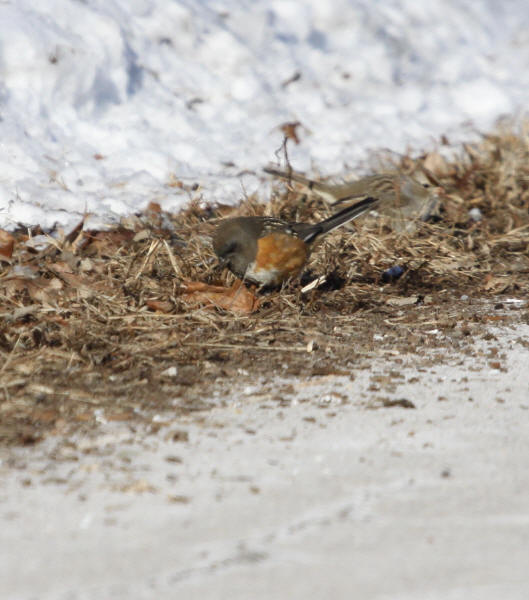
[303,196,378,243]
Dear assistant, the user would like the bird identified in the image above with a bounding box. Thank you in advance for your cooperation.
[263,166,440,232]
[212,197,377,287]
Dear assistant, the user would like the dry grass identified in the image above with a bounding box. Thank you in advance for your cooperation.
[1,124,529,446]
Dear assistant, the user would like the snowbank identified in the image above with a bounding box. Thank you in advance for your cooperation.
[1,1,528,230]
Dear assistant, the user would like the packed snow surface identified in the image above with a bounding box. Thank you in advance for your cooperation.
[1,0,529,231]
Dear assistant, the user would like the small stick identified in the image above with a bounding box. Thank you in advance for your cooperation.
[134,239,161,280]
[163,239,181,278]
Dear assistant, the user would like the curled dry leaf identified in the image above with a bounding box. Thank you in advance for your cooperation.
[0,230,15,259]
[280,121,302,144]
[180,280,260,314]
[82,229,136,256]
[146,299,174,313]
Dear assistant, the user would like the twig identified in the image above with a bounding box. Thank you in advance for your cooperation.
[163,239,181,278]
[134,239,161,280]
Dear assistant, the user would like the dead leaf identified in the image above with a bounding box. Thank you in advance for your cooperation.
[82,229,135,256]
[280,121,302,144]
[147,202,162,213]
[182,281,226,293]
[180,280,260,314]
[146,299,174,313]
[0,230,15,259]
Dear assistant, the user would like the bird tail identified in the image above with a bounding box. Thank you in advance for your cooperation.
[303,196,378,243]
[263,166,324,191]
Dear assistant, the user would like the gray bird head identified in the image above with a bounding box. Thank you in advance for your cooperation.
[213,217,261,279]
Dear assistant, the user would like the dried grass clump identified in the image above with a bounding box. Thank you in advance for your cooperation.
[1,124,528,446]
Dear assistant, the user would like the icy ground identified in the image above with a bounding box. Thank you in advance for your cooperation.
[1,0,529,231]
[2,321,529,599]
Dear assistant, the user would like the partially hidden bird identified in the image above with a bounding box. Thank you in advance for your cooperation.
[263,166,440,232]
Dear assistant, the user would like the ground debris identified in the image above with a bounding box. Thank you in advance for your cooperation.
[1,124,529,446]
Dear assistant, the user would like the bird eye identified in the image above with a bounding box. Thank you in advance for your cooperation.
[222,241,239,257]
[422,183,431,188]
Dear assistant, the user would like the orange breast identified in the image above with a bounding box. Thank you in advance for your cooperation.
[247,232,308,285]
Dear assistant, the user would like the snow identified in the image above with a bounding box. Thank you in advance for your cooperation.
[2,323,529,599]
[1,0,529,232]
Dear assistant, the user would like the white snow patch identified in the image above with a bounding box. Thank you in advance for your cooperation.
[1,0,529,230]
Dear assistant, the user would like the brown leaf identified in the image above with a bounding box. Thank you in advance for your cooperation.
[180,280,260,314]
[0,230,15,259]
[146,201,162,213]
[182,281,226,293]
[82,229,135,256]
[280,121,302,144]
[146,299,174,313]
